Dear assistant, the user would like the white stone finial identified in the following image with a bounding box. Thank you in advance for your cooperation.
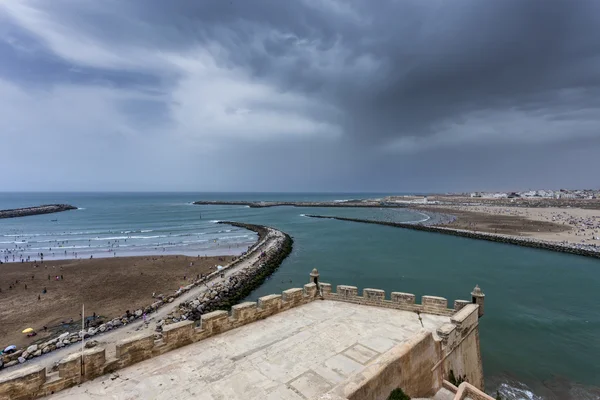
[471,285,484,296]
[309,268,320,284]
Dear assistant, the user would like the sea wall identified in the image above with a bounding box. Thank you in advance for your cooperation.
[0,283,321,400]
[435,304,484,390]
[0,280,483,400]
[0,222,287,372]
[317,285,484,397]
[160,221,293,326]
[305,214,600,259]
[0,205,77,219]
[193,200,388,208]
[315,301,483,400]
[333,331,442,400]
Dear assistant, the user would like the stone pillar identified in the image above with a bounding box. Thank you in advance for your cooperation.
[471,285,485,317]
[309,268,320,285]
[454,299,470,311]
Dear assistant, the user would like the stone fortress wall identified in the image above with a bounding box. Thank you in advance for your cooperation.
[0,269,489,400]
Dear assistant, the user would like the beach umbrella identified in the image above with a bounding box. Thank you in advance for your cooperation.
[21,328,34,334]
[4,345,16,352]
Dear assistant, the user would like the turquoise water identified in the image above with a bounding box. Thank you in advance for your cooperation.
[1,193,598,399]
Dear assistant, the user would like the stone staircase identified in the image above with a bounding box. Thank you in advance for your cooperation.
[414,387,456,400]
[414,381,492,400]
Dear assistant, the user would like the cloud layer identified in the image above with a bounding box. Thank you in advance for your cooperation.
[1,0,599,192]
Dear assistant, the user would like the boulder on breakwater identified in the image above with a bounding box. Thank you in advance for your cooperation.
[0,204,77,219]
[162,222,293,326]
[0,221,292,371]
[305,215,600,259]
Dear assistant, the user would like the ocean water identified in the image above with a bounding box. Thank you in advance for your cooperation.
[1,192,599,399]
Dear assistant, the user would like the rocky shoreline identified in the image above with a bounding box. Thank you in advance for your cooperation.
[0,204,77,219]
[305,214,600,259]
[0,222,293,372]
[160,221,293,327]
[193,200,396,208]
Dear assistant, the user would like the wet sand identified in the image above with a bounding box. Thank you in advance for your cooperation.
[0,255,234,348]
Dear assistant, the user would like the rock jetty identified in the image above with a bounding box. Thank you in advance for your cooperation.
[193,200,392,208]
[306,214,600,259]
[160,221,293,327]
[0,222,292,371]
[0,204,77,219]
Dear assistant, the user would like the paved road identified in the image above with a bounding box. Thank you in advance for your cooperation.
[0,228,285,375]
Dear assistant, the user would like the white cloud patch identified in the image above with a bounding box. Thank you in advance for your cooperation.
[1,1,152,70]
[1,1,344,147]
[166,50,342,142]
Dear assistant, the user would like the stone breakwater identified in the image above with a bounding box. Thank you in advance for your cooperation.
[305,215,600,259]
[0,205,77,219]
[193,200,394,208]
[160,221,293,327]
[0,222,291,372]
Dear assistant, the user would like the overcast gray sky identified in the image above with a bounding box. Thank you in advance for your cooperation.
[1,0,599,193]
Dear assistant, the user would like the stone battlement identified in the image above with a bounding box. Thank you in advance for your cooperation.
[320,284,459,316]
[0,270,485,400]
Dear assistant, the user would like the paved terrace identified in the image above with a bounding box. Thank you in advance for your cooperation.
[47,300,449,400]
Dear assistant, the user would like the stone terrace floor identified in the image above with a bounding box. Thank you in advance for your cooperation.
[46,300,450,400]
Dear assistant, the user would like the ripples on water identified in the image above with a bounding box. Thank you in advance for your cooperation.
[1,193,598,399]
[0,196,258,261]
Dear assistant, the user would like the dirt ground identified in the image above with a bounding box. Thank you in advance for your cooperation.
[0,255,233,349]
[416,206,572,236]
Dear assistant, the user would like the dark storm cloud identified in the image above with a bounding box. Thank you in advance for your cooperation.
[1,0,600,191]
[92,0,600,145]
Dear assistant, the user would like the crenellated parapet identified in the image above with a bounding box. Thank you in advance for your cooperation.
[320,283,459,316]
[0,282,321,399]
[0,270,485,400]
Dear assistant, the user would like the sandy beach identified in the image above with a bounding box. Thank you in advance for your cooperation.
[416,204,600,248]
[0,255,233,349]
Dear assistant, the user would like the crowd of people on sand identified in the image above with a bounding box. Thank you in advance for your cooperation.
[0,261,67,299]
[454,206,600,241]
[1,232,252,264]
[438,205,600,253]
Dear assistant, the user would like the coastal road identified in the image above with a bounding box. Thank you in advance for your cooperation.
[0,227,286,376]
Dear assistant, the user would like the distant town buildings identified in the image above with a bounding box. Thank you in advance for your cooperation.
[467,189,599,199]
